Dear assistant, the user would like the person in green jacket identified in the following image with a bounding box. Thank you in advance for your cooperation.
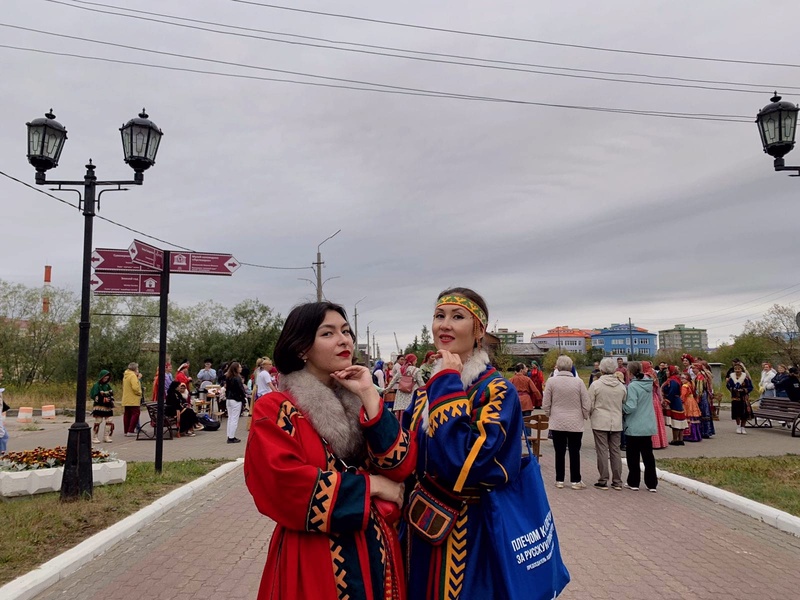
[622,362,658,492]
[91,370,115,444]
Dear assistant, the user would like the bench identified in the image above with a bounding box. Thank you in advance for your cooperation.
[136,402,180,440]
[749,397,800,437]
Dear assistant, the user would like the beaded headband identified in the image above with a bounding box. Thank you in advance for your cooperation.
[436,295,488,329]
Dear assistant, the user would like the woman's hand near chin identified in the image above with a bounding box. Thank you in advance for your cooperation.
[437,350,463,373]
[332,366,382,418]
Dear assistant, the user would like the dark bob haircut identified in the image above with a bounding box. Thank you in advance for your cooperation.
[274,302,352,375]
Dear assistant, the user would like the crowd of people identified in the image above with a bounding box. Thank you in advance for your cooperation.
[76,355,286,445]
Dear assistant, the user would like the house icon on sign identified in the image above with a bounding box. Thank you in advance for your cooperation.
[144,278,158,290]
[173,254,188,266]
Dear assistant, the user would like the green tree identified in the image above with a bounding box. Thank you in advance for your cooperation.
[0,280,78,385]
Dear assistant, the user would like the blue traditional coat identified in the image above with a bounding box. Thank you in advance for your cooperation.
[403,360,523,600]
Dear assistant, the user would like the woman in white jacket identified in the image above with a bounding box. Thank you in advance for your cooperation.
[759,362,777,398]
[588,358,626,491]
[543,355,591,489]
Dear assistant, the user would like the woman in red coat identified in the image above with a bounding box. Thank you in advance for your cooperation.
[245,302,416,600]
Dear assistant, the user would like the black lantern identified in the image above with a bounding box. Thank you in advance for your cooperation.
[756,93,798,159]
[26,110,67,174]
[120,109,163,176]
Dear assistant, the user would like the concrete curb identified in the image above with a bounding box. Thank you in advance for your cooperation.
[0,458,244,600]
[657,466,800,539]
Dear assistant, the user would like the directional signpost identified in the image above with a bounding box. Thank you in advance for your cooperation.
[128,239,164,271]
[90,272,161,296]
[91,248,159,274]
[169,251,240,275]
[89,239,240,473]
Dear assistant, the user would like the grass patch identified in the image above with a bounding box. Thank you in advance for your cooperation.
[658,454,800,517]
[0,458,230,585]
[2,382,77,410]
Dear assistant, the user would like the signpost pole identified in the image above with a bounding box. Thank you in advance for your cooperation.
[155,250,170,474]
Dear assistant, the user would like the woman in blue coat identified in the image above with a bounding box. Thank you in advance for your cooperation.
[403,287,524,599]
[623,362,658,492]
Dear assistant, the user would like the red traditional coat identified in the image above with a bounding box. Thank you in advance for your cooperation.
[245,387,416,600]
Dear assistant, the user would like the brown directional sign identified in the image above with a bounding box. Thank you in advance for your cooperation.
[92,248,159,273]
[169,251,240,276]
[128,239,164,271]
[90,272,161,296]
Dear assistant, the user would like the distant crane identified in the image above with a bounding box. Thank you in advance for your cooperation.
[394,332,401,355]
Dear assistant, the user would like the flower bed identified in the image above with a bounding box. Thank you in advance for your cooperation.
[0,446,126,497]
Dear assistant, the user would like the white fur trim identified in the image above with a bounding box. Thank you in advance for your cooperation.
[279,369,364,461]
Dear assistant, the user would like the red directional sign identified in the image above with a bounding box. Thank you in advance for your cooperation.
[128,239,163,271]
[92,248,159,273]
[169,252,240,276]
[90,272,161,296]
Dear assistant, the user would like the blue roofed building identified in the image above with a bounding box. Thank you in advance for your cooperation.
[591,323,657,357]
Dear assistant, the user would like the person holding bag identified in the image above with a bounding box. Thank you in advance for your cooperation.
[387,353,424,419]
[245,301,416,600]
[403,287,569,600]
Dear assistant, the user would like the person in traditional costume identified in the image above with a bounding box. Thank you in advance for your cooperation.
[387,353,424,419]
[403,287,526,600]
[727,362,754,434]
[90,370,115,444]
[693,360,716,438]
[661,366,686,446]
[245,301,414,600]
[680,373,702,442]
[681,353,696,380]
[641,361,669,450]
[528,360,545,402]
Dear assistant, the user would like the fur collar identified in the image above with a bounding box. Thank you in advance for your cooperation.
[422,350,491,431]
[279,369,364,461]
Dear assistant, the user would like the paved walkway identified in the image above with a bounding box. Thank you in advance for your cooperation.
[6,411,800,599]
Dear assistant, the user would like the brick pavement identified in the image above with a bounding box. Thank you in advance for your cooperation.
[9,410,800,599]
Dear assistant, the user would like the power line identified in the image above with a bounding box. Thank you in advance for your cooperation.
[229,0,800,70]
[42,0,782,96]
[0,169,195,250]
[0,27,754,122]
[0,169,309,270]
[63,0,800,91]
[640,282,800,324]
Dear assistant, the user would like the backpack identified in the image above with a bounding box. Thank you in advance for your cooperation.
[372,371,379,386]
[198,413,221,431]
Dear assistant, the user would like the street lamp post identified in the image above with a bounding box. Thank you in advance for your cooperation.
[313,230,341,301]
[756,93,800,176]
[26,109,163,500]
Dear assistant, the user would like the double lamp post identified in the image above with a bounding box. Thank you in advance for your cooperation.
[25,109,163,500]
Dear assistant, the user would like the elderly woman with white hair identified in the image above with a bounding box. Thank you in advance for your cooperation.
[588,357,626,490]
[543,355,591,489]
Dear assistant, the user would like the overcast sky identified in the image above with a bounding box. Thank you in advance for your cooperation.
[2,0,800,355]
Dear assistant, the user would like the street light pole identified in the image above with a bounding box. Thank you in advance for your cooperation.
[26,110,162,500]
[354,297,366,360]
[314,229,341,302]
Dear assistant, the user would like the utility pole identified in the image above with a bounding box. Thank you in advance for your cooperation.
[628,318,635,360]
[364,320,373,365]
[354,297,366,360]
[314,229,341,301]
